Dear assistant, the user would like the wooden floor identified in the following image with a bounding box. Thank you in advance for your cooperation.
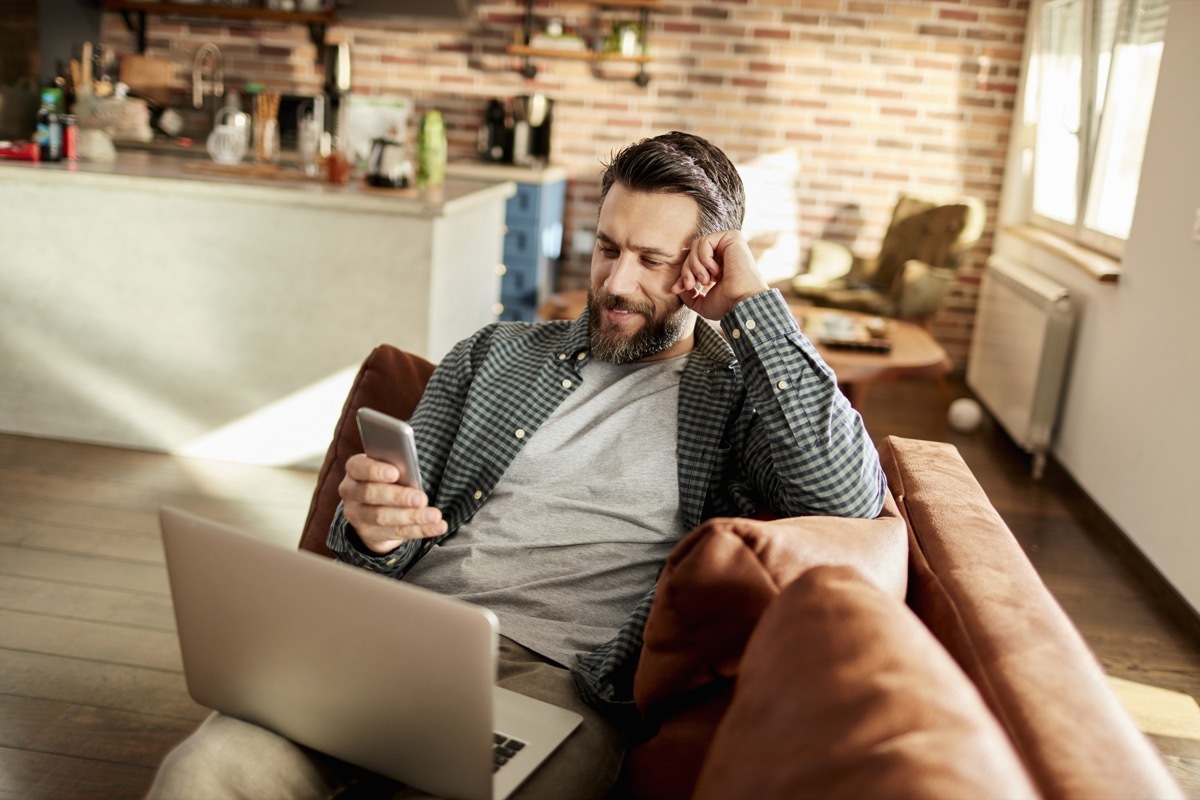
[2,376,1199,798]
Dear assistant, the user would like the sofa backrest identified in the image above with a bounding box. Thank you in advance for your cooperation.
[878,435,1181,800]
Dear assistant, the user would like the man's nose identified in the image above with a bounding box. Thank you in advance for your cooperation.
[603,253,640,296]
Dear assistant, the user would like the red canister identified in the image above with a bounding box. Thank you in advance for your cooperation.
[60,114,77,161]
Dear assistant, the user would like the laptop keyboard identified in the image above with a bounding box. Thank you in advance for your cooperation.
[493,732,527,772]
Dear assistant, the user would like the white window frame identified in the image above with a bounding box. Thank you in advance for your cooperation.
[1023,0,1168,259]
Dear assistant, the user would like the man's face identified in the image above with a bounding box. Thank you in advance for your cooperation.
[588,184,699,364]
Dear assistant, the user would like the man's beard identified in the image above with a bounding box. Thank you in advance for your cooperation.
[587,289,691,364]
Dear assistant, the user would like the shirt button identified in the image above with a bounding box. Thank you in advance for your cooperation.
[576,352,586,360]
[558,353,567,361]
[386,557,397,566]
[515,429,525,439]
[561,379,572,389]
[731,329,742,340]
[745,319,756,331]
[777,379,790,390]
[473,490,483,500]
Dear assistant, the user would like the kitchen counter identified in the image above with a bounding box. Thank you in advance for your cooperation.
[0,152,515,466]
[1,150,515,217]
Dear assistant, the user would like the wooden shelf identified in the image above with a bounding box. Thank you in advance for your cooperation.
[506,44,652,65]
[100,0,334,55]
[102,0,333,24]
[536,0,662,8]
[513,0,659,85]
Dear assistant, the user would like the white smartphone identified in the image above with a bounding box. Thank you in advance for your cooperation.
[355,407,423,490]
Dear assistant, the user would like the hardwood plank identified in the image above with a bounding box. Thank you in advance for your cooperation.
[0,695,197,769]
[0,694,67,750]
[0,489,310,549]
[0,745,160,800]
[0,474,313,523]
[1162,754,1200,798]
[0,432,317,503]
[0,494,157,537]
[0,544,169,595]
[0,575,175,630]
[0,608,182,672]
[0,518,164,563]
[0,649,205,721]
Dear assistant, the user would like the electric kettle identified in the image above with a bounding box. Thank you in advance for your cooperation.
[206,106,249,165]
[365,137,413,189]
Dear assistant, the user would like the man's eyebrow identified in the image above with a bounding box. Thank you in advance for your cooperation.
[595,231,683,258]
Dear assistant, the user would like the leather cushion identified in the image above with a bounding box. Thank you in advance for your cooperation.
[692,565,1040,800]
[628,504,908,799]
[298,344,435,557]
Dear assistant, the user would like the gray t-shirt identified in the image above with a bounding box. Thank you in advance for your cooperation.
[404,353,689,667]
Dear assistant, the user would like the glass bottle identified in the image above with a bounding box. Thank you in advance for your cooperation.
[417,110,447,190]
[34,88,64,163]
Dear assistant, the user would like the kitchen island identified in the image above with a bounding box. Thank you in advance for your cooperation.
[0,153,515,466]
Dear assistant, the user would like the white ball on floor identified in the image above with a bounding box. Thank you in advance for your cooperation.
[948,398,984,433]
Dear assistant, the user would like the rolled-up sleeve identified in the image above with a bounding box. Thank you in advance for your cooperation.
[721,290,886,519]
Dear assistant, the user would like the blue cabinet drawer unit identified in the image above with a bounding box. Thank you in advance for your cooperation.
[499,178,566,322]
[447,162,568,324]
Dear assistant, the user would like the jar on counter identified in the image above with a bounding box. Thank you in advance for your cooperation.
[326,147,350,185]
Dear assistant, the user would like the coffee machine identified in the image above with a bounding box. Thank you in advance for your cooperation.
[479,98,510,163]
[478,94,553,166]
[513,93,553,165]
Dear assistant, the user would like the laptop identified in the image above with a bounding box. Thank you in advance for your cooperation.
[159,507,582,800]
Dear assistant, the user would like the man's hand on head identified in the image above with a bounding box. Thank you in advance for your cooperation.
[339,453,448,554]
[670,230,769,321]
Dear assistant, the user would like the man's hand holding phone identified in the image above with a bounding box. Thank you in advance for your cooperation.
[339,408,448,554]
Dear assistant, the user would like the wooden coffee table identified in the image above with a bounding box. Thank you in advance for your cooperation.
[785,302,951,407]
[537,289,950,407]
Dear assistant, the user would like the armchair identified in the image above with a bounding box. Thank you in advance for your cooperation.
[793,194,986,321]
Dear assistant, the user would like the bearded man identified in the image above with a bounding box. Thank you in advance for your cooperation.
[149,131,886,800]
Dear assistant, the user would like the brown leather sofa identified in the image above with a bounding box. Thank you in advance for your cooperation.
[300,344,1181,800]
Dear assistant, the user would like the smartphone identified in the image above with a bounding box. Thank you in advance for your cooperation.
[355,407,423,490]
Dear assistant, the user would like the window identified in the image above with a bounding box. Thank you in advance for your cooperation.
[1025,0,1168,256]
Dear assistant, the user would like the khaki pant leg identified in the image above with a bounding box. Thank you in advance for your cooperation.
[493,638,627,800]
[145,712,361,800]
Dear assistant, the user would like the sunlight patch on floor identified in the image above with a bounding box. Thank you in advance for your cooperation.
[1108,676,1200,740]
[175,366,359,468]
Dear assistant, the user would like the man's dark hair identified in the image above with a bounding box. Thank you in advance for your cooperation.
[599,131,745,235]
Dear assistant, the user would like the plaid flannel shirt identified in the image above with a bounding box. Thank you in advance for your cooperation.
[329,289,885,716]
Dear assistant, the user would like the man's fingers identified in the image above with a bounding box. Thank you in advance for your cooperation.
[349,501,441,530]
[344,501,447,553]
[345,453,399,483]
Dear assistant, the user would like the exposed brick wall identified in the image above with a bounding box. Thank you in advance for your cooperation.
[101,0,1028,368]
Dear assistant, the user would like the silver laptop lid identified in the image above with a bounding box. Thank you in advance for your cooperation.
[160,507,499,800]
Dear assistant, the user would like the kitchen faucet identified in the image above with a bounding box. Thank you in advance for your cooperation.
[192,43,224,110]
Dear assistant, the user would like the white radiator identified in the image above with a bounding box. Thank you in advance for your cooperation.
[967,254,1075,478]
